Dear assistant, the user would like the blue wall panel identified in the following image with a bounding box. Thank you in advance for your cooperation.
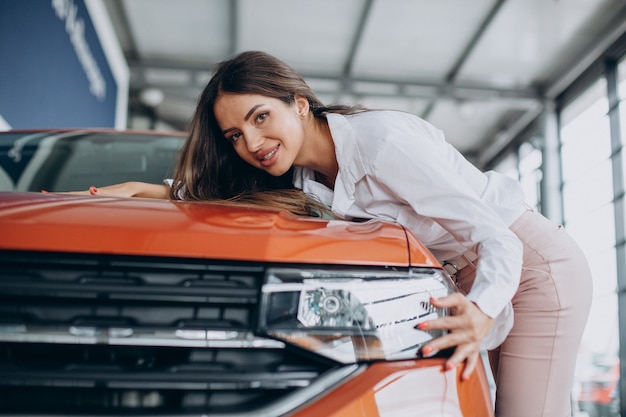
[0,0,119,128]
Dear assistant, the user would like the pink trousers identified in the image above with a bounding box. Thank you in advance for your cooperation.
[455,208,593,417]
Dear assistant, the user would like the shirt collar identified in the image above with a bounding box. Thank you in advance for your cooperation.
[326,113,367,197]
[293,113,368,218]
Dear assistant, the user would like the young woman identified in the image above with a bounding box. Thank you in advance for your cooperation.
[80,51,592,417]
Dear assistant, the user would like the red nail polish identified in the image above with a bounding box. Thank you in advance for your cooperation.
[416,322,429,330]
[422,346,433,355]
[445,362,455,371]
[90,186,98,194]
[41,189,48,194]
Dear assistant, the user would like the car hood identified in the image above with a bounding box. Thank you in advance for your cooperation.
[0,192,438,267]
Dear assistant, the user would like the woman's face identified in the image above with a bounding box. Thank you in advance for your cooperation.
[213,93,308,177]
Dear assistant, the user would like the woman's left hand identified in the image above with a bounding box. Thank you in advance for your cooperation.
[416,293,494,381]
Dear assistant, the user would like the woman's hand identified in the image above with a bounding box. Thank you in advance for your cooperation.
[416,293,494,381]
[43,182,170,199]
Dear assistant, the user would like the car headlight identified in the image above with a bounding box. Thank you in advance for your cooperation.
[259,267,455,364]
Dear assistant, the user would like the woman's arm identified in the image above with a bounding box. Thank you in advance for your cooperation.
[361,112,523,380]
[50,182,171,199]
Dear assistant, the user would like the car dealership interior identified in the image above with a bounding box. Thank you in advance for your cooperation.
[2,0,626,416]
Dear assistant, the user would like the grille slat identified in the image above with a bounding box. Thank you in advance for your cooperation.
[0,265,258,303]
[0,251,261,331]
[0,251,339,415]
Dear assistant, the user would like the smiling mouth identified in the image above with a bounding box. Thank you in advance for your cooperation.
[260,145,279,161]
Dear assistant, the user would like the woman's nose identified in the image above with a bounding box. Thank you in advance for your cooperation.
[244,130,264,153]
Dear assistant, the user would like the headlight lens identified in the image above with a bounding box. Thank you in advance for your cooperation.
[259,268,455,363]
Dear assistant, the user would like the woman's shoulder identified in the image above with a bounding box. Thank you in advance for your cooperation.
[332,109,443,142]
[341,109,434,131]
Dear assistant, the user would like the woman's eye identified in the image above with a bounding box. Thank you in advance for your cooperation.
[228,132,242,143]
[255,112,268,123]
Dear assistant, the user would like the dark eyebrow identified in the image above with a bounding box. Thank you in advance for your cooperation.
[244,104,263,121]
[222,104,264,135]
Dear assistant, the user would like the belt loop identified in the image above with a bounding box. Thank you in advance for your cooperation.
[443,250,478,282]
[442,261,460,281]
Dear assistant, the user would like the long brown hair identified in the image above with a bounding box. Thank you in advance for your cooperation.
[170,51,363,215]
[219,189,332,218]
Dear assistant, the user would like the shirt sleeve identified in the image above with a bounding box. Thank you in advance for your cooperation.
[366,114,523,322]
[163,178,186,200]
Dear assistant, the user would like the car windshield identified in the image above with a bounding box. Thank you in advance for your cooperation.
[0,131,184,192]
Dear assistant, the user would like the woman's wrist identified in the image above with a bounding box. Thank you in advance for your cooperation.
[131,182,170,199]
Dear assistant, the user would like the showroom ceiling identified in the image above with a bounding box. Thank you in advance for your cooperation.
[102,0,626,166]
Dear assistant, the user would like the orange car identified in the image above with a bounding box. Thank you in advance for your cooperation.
[577,361,619,417]
[0,130,494,416]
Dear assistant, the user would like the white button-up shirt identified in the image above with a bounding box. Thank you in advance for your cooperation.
[294,110,525,348]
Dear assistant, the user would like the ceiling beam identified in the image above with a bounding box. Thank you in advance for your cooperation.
[228,0,239,56]
[338,0,374,100]
[476,103,544,169]
[421,0,507,119]
[127,57,541,102]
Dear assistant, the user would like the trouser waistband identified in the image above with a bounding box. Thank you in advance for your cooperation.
[443,250,478,277]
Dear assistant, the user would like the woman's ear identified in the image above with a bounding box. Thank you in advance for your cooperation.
[294,94,310,118]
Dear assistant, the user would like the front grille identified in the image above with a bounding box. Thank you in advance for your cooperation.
[0,251,341,416]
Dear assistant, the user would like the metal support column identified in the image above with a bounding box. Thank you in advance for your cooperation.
[539,100,564,224]
[606,58,626,417]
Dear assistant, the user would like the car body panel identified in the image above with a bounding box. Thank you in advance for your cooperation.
[291,358,494,417]
[0,191,439,267]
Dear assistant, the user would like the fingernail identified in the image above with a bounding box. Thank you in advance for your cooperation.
[430,296,439,303]
[421,346,433,355]
[90,186,98,194]
[445,362,455,371]
[41,189,48,194]
[415,322,429,330]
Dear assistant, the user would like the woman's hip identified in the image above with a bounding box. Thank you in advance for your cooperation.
[509,208,592,311]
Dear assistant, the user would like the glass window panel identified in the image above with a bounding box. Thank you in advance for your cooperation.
[562,159,614,221]
[561,78,608,129]
[493,153,518,180]
[518,142,542,174]
[561,113,611,182]
[564,202,616,255]
[518,142,542,210]
[617,57,626,193]
[519,168,541,210]
[585,246,618,299]
[619,54,626,110]
[578,246,618,356]
[620,150,626,188]
[492,144,542,210]
[575,245,619,387]
[621,101,626,147]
